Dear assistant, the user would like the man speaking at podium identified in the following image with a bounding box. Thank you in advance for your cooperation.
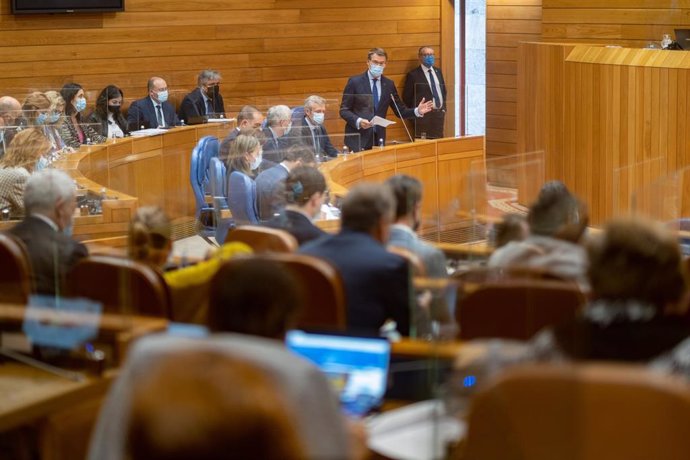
[340,48,433,152]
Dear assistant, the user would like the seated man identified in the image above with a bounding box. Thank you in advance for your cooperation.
[488,180,589,290]
[88,258,351,460]
[127,76,180,131]
[8,169,88,295]
[300,183,411,335]
[219,105,264,162]
[262,105,296,164]
[178,69,225,125]
[385,174,454,334]
[255,144,316,221]
[265,165,328,246]
[293,95,339,159]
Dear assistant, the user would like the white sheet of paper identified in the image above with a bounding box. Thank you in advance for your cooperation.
[129,128,167,137]
[207,117,235,123]
[371,116,396,128]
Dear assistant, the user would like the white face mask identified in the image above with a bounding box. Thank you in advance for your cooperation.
[285,121,293,135]
[312,112,325,125]
[250,150,262,170]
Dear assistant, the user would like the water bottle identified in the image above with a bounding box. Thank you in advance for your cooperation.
[662,33,673,49]
[341,145,349,156]
[379,138,384,149]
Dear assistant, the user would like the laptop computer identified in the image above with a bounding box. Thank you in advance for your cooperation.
[286,330,391,417]
[674,29,690,50]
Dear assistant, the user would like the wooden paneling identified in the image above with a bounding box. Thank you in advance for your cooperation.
[0,0,449,145]
[518,42,690,225]
[486,0,543,162]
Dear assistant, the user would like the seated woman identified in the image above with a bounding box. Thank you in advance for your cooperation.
[265,165,327,245]
[0,128,52,217]
[127,206,252,324]
[43,91,70,155]
[21,92,51,127]
[59,83,106,149]
[226,133,261,225]
[85,85,129,139]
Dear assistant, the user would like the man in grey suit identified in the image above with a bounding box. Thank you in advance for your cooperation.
[385,174,455,336]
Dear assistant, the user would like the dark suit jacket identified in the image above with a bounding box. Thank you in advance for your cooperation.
[126,97,180,131]
[178,88,226,125]
[403,66,447,138]
[339,71,416,152]
[300,229,411,335]
[293,117,339,158]
[219,127,240,162]
[8,216,88,295]
[261,127,299,164]
[255,163,289,221]
[266,210,326,246]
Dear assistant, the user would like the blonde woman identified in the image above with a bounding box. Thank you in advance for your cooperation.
[0,127,52,217]
[44,90,70,155]
[227,133,262,224]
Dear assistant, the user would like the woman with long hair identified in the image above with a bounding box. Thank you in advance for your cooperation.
[226,133,262,224]
[59,83,106,149]
[86,85,129,138]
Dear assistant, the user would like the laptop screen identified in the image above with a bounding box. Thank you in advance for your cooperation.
[286,330,391,416]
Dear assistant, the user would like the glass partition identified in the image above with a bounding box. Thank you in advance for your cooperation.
[411,82,456,140]
[612,156,667,219]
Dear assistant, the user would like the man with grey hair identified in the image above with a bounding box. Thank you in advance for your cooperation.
[261,104,296,164]
[127,76,180,131]
[9,169,87,295]
[178,69,226,125]
[0,96,22,158]
[293,95,339,159]
[300,182,411,335]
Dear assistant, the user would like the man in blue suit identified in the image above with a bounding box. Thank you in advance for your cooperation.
[127,77,180,131]
[293,95,339,159]
[339,48,434,152]
[300,182,411,336]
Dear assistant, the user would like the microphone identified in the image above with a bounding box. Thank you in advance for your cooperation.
[389,94,415,143]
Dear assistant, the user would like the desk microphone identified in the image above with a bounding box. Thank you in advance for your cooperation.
[389,94,415,143]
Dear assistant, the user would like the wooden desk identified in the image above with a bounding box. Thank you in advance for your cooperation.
[319,136,487,244]
[391,338,463,360]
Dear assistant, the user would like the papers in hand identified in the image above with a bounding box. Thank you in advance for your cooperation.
[371,116,396,128]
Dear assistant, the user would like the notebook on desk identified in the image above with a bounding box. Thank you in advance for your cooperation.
[286,330,391,416]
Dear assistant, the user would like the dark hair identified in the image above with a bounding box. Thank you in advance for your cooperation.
[528,183,579,236]
[208,258,302,339]
[493,213,528,248]
[60,82,84,118]
[95,84,124,119]
[587,218,686,310]
[283,144,316,164]
[385,174,422,220]
[341,182,395,233]
[285,166,326,206]
[367,47,388,61]
[127,350,304,460]
[237,105,261,124]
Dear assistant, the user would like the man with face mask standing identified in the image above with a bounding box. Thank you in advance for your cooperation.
[293,95,339,160]
[178,70,226,125]
[127,77,180,131]
[403,46,447,139]
[9,169,88,296]
[340,48,434,152]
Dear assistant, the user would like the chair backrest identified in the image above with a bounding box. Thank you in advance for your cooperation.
[190,136,219,217]
[66,256,172,319]
[291,106,305,123]
[225,225,298,253]
[0,233,31,303]
[267,253,347,331]
[388,246,426,276]
[462,363,690,460]
[227,170,258,225]
[456,279,585,340]
[208,157,227,205]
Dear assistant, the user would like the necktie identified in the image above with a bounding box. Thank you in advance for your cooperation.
[372,78,380,110]
[156,104,164,127]
[312,126,321,154]
[206,99,214,116]
[428,69,441,109]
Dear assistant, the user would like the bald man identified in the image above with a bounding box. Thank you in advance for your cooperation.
[127,77,180,131]
[0,96,22,157]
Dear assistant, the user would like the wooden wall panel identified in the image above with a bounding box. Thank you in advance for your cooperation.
[0,0,448,146]
[486,0,542,161]
[543,1,690,48]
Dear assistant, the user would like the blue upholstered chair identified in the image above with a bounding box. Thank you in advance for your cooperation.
[209,157,234,244]
[291,106,305,123]
[190,136,220,244]
[227,170,259,226]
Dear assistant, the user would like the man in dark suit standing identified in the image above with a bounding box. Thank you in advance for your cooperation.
[9,169,87,296]
[127,77,180,131]
[300,183,411,336]
[178,69,226,125]
[403,46,447,139]
[340,48,434,153]
[293,95,339,159]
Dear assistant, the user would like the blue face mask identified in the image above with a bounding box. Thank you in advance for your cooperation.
[423,55,435,67]
[48,112,61,124]
[312,112,325,125]
[63,223,73,237]
[74,97,87,113]
[369,64,384,78]
[35,113,48,125]
[35,156,49,171]
[156,90,169,103]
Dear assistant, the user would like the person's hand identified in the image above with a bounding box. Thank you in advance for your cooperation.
[360,119,372,129]
[417,97,434,115]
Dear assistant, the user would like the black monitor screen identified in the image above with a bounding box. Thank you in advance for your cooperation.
[12,0,124,14]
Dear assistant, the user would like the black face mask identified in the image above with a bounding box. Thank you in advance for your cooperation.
[108,105,121,114]
[206,85,219,99]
